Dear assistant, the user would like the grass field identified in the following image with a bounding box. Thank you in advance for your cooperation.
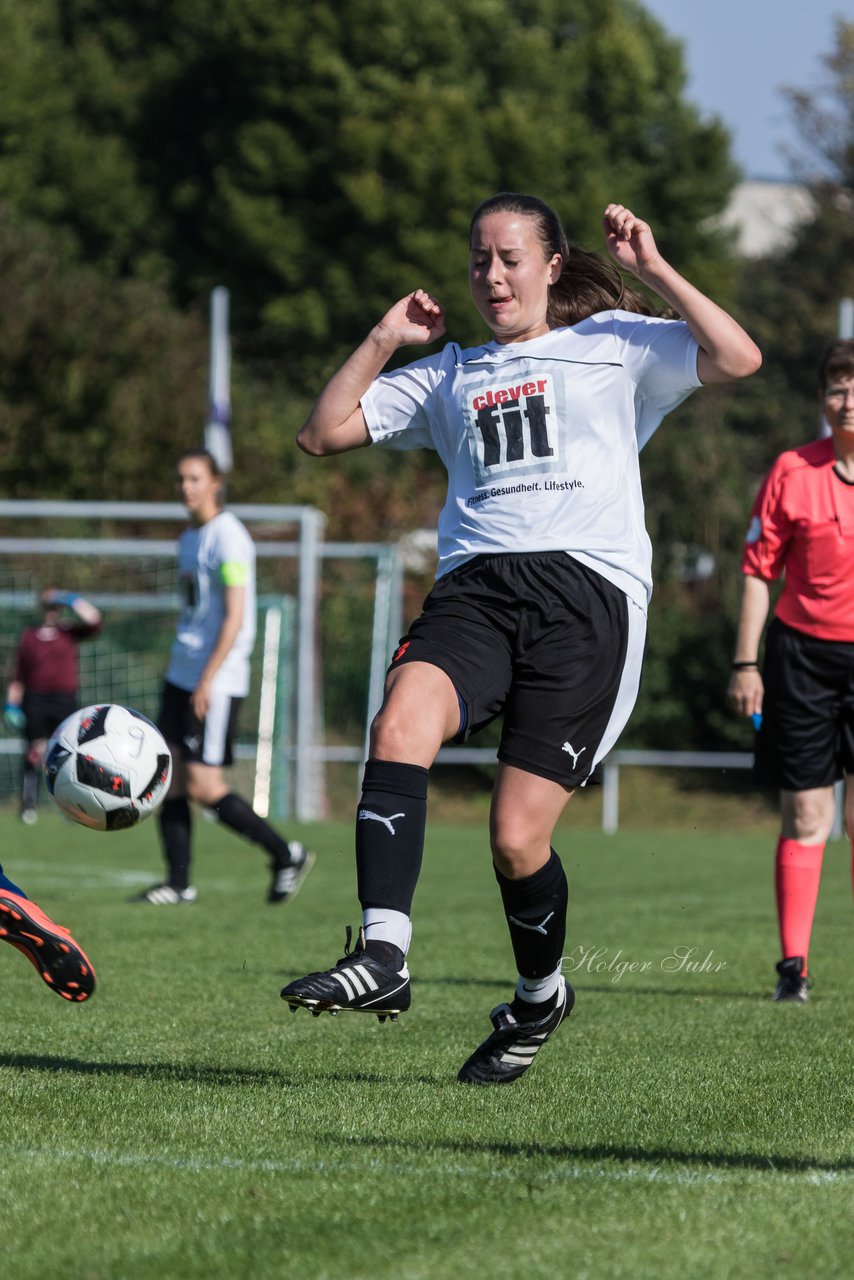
[3,805,854,1279]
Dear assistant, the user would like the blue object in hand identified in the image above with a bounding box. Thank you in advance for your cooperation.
[751,712,763,731]
[4,704,26,732]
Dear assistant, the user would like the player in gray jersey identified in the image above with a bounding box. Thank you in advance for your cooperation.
[139,449,313,906]
[280,195,760,1083]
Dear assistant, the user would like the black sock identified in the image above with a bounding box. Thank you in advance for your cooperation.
[22,762,39,810]
[495,848,568,988]
[212,792,291,865]
[159,796,192,890]
[356,759,429,917]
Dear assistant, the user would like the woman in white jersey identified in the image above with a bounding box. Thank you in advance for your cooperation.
[140,449,313,906]
[281,196,761,1083]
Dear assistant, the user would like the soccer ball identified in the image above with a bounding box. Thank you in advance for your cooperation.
[44,704,172,831]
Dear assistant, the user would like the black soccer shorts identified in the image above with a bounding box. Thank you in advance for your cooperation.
[21,691,77,744]
[158,681,242,767]
[755,618,854,791]
[388,552,646,787]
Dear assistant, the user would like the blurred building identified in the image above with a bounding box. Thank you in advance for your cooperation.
[718,179,816,258]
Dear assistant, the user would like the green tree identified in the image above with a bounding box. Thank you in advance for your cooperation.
[628,18,854,751]
[2,0,786,758]
[728,19,854,488]
[0,209,208,499]
[784,16,854,185]
[0,0,743,524]
[0,0,162,279]
[1,0,737,383]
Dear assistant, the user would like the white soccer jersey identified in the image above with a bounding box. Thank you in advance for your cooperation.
[166,510,257,696]
[361,311,700,608]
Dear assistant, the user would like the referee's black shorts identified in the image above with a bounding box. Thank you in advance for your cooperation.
[756,618,854,791]
[388,552,646,787]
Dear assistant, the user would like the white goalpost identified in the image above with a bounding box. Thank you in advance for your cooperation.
[0,500,402,822]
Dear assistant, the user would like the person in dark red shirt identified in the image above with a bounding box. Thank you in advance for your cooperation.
[4,588,102,824]
[728,339,854,1003]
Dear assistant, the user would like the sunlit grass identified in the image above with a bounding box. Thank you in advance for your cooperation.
[2,809,853,1278]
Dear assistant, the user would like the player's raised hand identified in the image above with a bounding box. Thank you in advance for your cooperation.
[602,204,661,278]
[377,290,447,347]
[297,289,446,455]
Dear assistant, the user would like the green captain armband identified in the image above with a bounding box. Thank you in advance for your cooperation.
[220,561,249,587]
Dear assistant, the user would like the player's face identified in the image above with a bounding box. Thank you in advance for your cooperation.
[469,212,562,344]
[177,459,221,523]
[823,376,854,443]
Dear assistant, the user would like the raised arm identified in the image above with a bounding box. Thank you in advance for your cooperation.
[297,290,446,456]
[44,590,102,632]
[66,593,102,630]
[602,204,762,384]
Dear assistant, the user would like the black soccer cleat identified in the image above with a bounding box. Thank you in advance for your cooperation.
[268,843,315,904]
[280,925,410,1022]
[133,883,198,905]
[773,956,810,1003]
[457,975,574,1085]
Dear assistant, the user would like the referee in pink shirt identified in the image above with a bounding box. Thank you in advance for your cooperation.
[729,339,854,1002]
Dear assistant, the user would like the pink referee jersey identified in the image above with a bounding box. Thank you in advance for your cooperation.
[741,437,854,641]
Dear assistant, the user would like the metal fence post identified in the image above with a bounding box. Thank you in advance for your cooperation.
[602,758,620,834]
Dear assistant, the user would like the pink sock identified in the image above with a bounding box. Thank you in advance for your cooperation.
[775,837,825,976]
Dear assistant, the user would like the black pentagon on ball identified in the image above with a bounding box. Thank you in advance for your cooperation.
[77,705,111,745]
[44,742,72,796]
[76,754,132,797]
[106,806,141,831]
[138,753,171,804]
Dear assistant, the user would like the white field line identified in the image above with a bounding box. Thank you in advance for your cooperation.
[10,861,240,891]
[2,1144,853,1188]
[8,859,154,887]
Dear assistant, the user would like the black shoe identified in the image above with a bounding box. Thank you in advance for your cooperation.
[458,976,574,1085]
[280,925,410,1022]
[269,843,315,904]
[773,956,810,1003]
[133,883,198,905]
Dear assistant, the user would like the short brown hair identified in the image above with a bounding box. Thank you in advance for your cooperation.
[818,339,854,391]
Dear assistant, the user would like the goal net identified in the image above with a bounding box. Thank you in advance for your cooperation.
[0,501,402,822]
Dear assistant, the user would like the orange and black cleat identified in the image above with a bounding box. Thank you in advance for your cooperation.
[0,891,96,1001]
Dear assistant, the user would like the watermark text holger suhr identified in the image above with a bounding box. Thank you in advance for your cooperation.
[563,945,727,984]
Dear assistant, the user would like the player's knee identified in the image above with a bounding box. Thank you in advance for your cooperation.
[186,768,224,808]
[782,793,835,843]
[369,704,424,760]
[490,826,544,879]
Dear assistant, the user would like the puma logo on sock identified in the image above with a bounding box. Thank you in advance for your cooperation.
[358,809,405,835]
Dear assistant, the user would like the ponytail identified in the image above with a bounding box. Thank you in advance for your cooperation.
[548,245,659,325]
